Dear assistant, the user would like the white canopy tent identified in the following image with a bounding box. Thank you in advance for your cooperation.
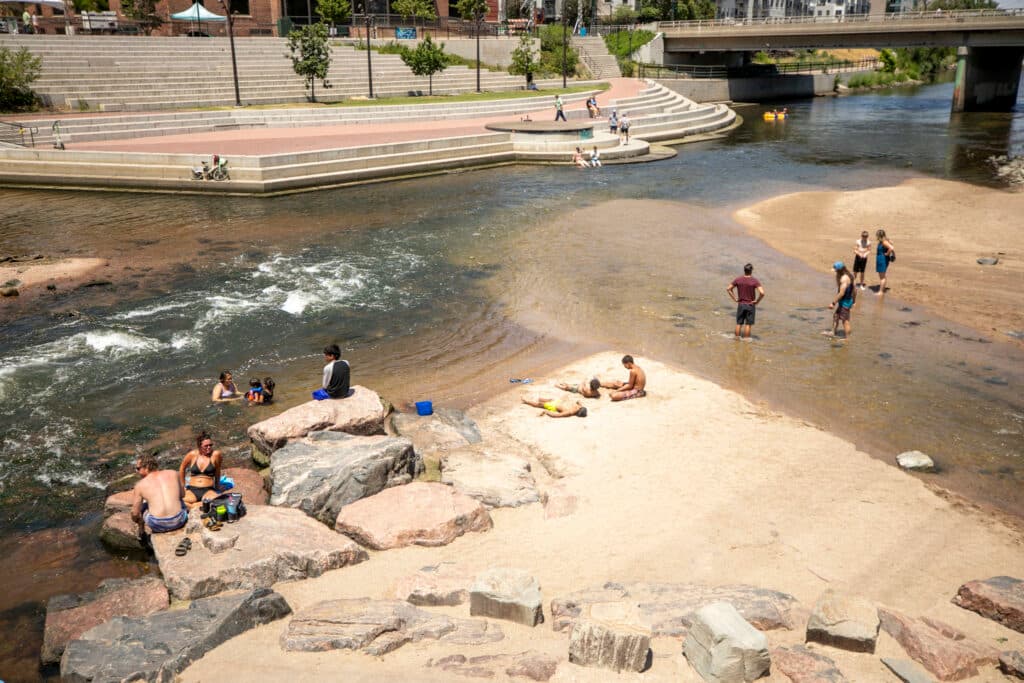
[170,1,225,35]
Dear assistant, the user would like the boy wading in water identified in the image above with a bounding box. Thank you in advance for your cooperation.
[828,261,857,339]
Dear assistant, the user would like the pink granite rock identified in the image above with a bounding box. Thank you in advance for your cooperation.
[41,577,168,664]
[1000,650,1024,679]
[878,606,998,681]
[336,482,492,550]
[221,467,267,505]
[103,490,133,517]
[772,645,848,682]
[953,577,1024,634]
[392,563,473,606]
[429,651,560,681]
[247,386,387,459]
[99,512,144,550]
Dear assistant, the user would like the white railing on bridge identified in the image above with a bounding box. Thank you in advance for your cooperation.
[655,8,1024,31]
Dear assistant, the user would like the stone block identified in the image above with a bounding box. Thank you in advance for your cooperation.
[682,601,771,683]
[470,567,544,627]
[952,576,1024,634]
[568,618,651,673]
[805,589,880,653]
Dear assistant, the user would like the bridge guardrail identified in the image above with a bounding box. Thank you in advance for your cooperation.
[655,8,1024,31]
[640,57,880,79]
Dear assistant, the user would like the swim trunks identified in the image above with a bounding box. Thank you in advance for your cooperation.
[618,388,646,400]
[542,401,558,412]
[853,255,867,273]
[834,306,851,322]
[736,303,756,325]
[144,506,188,533]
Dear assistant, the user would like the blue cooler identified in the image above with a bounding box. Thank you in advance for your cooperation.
[415,400,433,416]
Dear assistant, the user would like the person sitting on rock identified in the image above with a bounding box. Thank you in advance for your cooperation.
[556,378,601,398]
[522,394,588,418]
[313,343,350,400]
[178,431,223,509]
[131,453,187,537]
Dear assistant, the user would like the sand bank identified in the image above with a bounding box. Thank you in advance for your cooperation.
[733,177,1024,341]
[182,352,1024,682]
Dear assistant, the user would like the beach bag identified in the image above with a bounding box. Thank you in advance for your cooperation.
[888,250,896,263]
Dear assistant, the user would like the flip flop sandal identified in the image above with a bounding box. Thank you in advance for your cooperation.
[174,538,192,556]
[206,519,223,531]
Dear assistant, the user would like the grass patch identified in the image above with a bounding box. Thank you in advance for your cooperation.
[846,71,913,88]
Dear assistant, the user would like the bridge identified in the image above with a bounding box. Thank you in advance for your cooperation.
[650,10,1024,111]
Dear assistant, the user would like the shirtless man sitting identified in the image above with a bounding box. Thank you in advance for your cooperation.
[601,355,647,402]
[522,394,588,418]
[556,377,601,398]
[131,454,187,538]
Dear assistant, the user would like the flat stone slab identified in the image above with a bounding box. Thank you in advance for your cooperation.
[152,505,368,600]
[896,451,936,472]
[390,406,482,458]
[878,606,999,681]
[269,430,418,526]
[882,657,937,683]
[568,617,651,673]
[336,481,492,550]
[805,589,880,653]
[952,576,1024,633]
[61,588,290,682]
[471,567,544,627]
[682,601,771,683]
[441,445,540,508]
[551,582,799,636]
[248,385,387,459]
[392,563,473,606]
[771,645,847,683]
[280,598,504,654]
[429,651,560,681]
[42,576,168,665]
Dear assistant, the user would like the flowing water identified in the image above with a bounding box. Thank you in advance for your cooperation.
[1,78,1023,680]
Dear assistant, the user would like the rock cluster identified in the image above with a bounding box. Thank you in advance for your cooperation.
[428,651,560,681]
[281,598,504,654]
[61,588,290,682]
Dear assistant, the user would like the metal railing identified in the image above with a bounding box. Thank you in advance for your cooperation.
[640,57,880,79]
[0,120,37,147]
[655,8,1024,31]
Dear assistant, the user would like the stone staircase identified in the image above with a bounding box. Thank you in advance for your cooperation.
[572,36,620,79]
[0,35,555,112]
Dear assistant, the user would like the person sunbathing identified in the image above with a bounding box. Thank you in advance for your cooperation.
[522,395,588,418]
[600,355,647,401]
[556,377,601,398]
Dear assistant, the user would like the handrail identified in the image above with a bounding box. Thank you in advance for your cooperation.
[0,120,37,147]
[655,8,1024,31]
[640,57,880,79]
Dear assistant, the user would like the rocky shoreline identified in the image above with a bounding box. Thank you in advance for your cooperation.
[39,354,1024,682]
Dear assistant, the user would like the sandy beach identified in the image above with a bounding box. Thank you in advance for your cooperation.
[732,177,1024,341]
[182,352,1024,682]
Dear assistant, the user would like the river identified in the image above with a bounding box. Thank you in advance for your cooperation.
[0,78,1022,680]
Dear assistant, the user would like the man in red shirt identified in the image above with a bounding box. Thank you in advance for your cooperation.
[726,263,766,339]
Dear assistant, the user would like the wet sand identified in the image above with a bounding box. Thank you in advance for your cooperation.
[183,353,1024,682]
[0,257,108,303]
[733,177,1024,342]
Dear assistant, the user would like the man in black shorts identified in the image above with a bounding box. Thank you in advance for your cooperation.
[726,263,766,339]
[852,230,871,290]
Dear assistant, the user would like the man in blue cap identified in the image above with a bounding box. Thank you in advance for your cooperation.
[829,261,856,339]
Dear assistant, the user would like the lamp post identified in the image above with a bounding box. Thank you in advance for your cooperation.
[561,11,567,88]
[475,11,481,92]
[364,14,375,97]
[218,0,242,106]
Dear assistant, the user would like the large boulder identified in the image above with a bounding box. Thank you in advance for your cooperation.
[952,576,1024,633]
[682,602,771,683]
[151,505,367,600]
[441,445,540,508]
[269,431,419,526]
[392,563,473,606]
[1001,650,1024,679]
[390,407,482,457]
[60,588,289,682]
[99,512,145,551]
[805,590,880,653]
[103,490,134,517]
[41,577,169,665]
[429,651,560,681]
[568,617,651,673]
[878,606,1000,681]
[336,482,492,550]
[550,582,799,636]
[470,568,544,627]
[102,467,267,518]
[281,598,503,655]
[248,386,388,461]
[771,645,847,683]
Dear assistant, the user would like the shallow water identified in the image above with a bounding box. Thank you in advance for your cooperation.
[1,79,1022,680]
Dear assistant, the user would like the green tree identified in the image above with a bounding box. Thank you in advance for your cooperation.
[394,0,437,24]
[400,35,447,94]
[927,0,997,8]
[120,0,163,34]
[0,46,41,111]
[538,23,578,77]
[607,6,638,23]
[287,23,332,102]
[454,0,488,91]
[72,0,110,11]
[508,32,538,85]
[317,0,351,28]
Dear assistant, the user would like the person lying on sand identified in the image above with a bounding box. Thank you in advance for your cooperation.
[556,378,601,398]
[522,395,588,418]
[600,355,647,402]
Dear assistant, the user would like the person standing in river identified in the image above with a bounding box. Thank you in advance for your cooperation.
[829,261,856,339]
[875,228,895,295]
[726,263,765,339]
[852,230,871,290]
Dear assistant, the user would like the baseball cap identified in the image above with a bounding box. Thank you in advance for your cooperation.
[833,261,844,270]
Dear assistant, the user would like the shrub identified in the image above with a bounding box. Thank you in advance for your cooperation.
[603,30,654,59]
[538,24,579,77]
[0,47,41,112]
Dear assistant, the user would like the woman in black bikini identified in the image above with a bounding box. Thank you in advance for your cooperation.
[178,431,222,508]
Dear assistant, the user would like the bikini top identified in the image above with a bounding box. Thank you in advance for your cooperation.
[190,457,216,476]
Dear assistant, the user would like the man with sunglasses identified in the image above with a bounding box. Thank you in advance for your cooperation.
[131,454,187,538]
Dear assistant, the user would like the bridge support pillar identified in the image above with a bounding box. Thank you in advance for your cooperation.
[951,45,1024,113]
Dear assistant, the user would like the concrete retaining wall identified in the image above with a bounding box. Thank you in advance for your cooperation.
[657,69,876,102]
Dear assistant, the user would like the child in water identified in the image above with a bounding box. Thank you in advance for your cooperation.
[262,377,275,404]
[245,378,264,404]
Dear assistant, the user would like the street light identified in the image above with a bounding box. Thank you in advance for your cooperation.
[364,14,375,98]
[218,0,242,106]
[475,11,482,92]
